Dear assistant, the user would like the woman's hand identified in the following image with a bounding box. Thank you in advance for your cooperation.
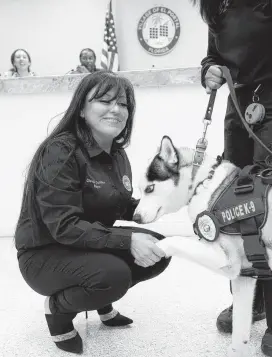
[205,65,224,94]
[130,233,166,268]
[76,65,89,73]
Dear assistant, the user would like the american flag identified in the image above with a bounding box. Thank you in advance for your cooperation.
[100,0,119,71]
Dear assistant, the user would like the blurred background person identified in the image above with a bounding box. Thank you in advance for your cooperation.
[69,48,99,74]
[2,49,36,78]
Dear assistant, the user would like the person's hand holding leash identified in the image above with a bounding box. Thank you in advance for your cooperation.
[130,233,166,267]
[205,65,224,94]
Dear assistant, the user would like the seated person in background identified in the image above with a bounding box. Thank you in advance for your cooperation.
[2,49,36,78]
[14,70,170,354]
[70,48,99,74]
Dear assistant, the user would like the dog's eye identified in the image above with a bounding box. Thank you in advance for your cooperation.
[145,184,155,194]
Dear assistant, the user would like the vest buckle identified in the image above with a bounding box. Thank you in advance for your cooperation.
[234,184,254,194]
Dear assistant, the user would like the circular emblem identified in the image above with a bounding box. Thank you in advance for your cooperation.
[193,211,220,242]
[245,103,265,125]
[137,7,181,56]
[122,175,132,191]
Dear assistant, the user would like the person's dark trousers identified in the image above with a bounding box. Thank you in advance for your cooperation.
[218,82,272,337]
[18,228,170,315]
[263,279,272,356]
[263,279,272,329]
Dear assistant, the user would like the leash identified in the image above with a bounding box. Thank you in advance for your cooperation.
[192,89,217,179]
[193,66,272,178]
[221,66,272,159]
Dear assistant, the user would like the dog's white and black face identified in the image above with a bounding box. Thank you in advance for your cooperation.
[133,136,194,223]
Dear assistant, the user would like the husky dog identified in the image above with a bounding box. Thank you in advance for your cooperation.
[115,135,272,357]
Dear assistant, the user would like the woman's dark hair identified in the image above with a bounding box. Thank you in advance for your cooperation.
[10,48,32,73]
[79,48,97,62]
[190,0,223,25]
[15,70,136,238]
[191,0,272,25]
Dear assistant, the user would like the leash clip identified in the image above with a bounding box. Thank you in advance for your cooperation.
[199,89,217,147]
[193,137,207,168]
[192,90,217,178]
[252,84,262,103]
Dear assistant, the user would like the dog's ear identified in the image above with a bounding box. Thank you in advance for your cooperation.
[159,136,178,166]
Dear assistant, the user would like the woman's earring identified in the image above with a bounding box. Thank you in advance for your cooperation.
[80,111,85,118]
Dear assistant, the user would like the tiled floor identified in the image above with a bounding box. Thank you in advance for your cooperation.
[0,237,266,357]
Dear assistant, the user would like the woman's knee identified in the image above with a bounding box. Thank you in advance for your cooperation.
[84,255,132,300]
[132,257,171,287]
[150,257,171,279]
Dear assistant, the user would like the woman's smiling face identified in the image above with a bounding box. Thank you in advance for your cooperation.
[82,87,129,142]
[13,50,30,71]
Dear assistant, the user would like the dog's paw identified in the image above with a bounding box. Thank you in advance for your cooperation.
[227,343,251,357]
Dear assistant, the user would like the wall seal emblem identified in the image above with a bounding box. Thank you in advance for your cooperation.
[137,7,181,56]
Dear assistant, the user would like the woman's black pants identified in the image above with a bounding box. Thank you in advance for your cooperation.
[223,81,272,327]
[18,228,171,315]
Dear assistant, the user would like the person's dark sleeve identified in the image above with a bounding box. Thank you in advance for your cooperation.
[122,197,140,221]
[201,29,226,88]
[36,140,132,250]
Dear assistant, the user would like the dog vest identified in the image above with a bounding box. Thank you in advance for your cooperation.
[209,165,272,279]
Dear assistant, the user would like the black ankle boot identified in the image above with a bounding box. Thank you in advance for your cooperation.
[44,297,82,354]
[97,305,133,327]
[45,313,83,354]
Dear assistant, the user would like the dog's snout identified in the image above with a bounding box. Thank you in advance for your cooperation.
[133,213,142,223]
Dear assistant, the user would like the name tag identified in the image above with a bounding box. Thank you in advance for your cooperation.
[215,198,264,226]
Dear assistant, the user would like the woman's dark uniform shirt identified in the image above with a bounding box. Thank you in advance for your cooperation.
[15,132,139,254]
[201,0,272,86]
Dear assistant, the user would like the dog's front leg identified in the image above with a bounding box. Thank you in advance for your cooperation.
[156,236,232,275]
[228,276,256,357]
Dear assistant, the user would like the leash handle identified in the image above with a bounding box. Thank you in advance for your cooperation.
[204,89,217,122]
[200,89,217,144]
[220,66,272,157]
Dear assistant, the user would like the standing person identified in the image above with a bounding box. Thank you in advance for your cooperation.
[3,49,36,78]
[15,71,170,354]
[194,0,272,355]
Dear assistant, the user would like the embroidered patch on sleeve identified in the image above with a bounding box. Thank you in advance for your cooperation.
[122,175,132,191]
